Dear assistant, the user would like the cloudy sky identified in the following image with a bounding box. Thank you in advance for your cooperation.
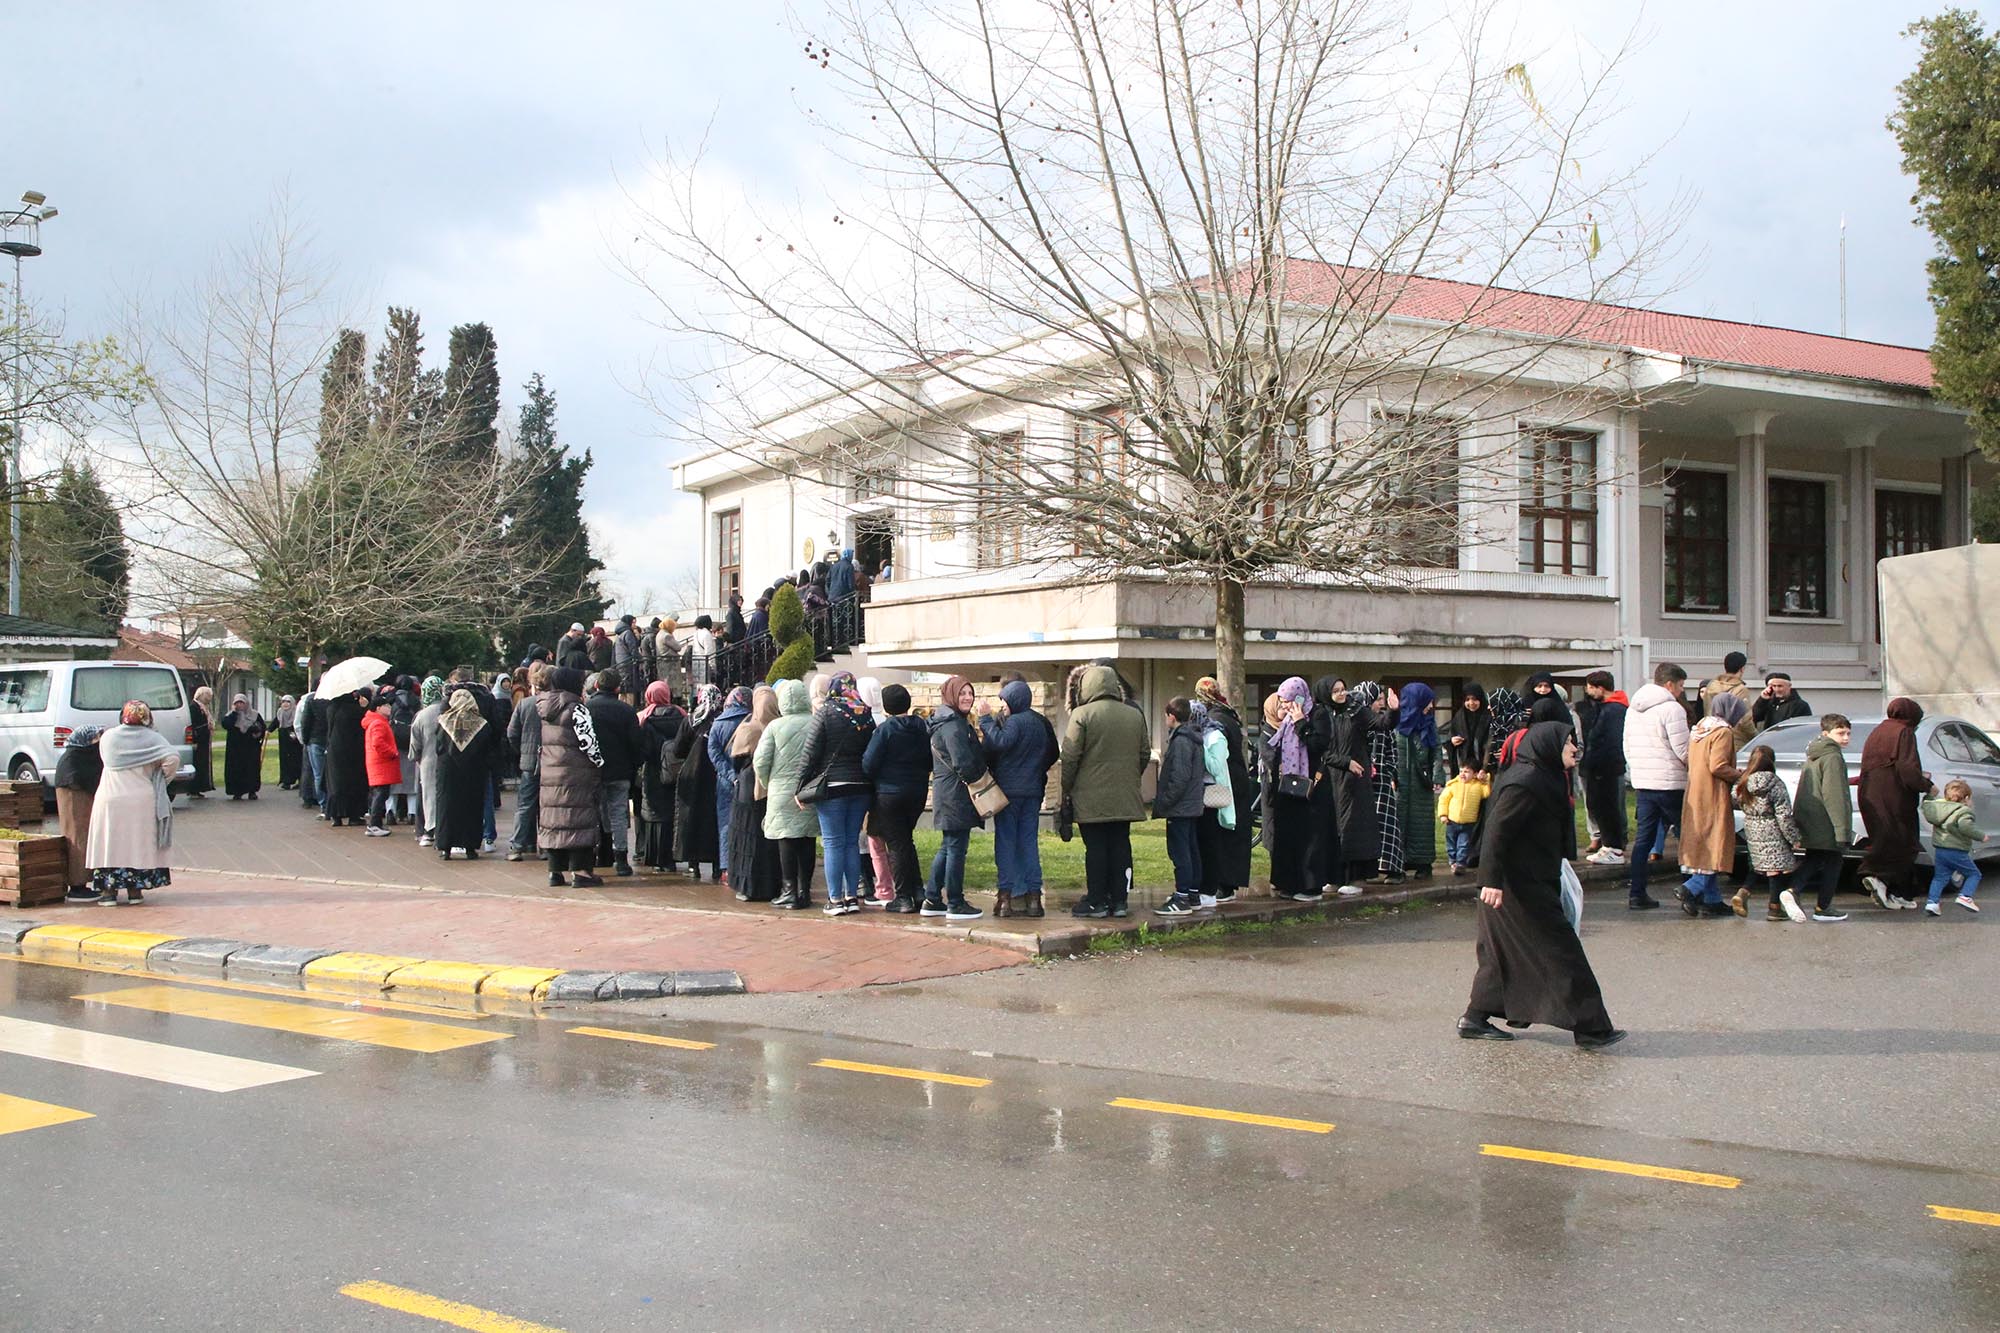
[13,1,1962,604]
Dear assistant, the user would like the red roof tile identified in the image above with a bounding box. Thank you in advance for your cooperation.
[1274,260,1935,390]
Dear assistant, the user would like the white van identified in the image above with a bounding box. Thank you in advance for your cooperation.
[0,660,197,796]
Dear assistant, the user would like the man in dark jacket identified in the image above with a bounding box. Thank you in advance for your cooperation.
[1580,670,1628,867]
[614,615,643,704]
[1061,664,1149,918]
[979,679,1060,917]
[297,692,328,810]
[1751,671,1812,733]
[584,669,643,875]
[1153,697,1209,916]
[505,663,547,861]
[862,684,932,912]
[557,623,590,669]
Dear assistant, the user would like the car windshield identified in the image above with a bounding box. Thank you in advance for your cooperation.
[71,667,185,713]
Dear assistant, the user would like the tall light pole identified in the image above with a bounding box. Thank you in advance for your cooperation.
[1,191,56,617]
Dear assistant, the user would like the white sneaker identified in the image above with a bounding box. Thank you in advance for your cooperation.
[416,835,432,848]
[1956,895,1981,913]
[1890,895,1917,910]
[1337,884,1364,897]
[1864,876,1893,910]
[365,826,391,838]
[1199,894,1218,908]
[1778,888,1807,923]
[480,839,498,854]
[1924,900,1942,916]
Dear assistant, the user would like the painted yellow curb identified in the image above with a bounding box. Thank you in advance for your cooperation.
[19,925,114,963]
[300,952,425,991]
[73,930,179,964]
[385,959,502,997]
[478,966,564,1001]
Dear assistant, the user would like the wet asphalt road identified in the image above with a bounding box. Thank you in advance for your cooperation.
[3,897,1999,1331]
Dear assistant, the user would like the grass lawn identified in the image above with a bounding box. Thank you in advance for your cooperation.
[912,819,1270,893]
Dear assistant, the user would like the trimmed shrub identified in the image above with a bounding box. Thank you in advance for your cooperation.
[765,584,814,683]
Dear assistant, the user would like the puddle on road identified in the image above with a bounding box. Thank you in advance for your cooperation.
[866,985,1066,1015]
[1181,990,1364,1018]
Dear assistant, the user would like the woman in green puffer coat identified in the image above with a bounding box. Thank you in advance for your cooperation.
[755,679,818,909]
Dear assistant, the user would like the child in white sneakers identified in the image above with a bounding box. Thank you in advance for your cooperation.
[1922,779,1987,916]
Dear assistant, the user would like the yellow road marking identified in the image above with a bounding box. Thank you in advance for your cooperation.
[1480,1143,1740,1189]
[77,986,507,1054]
[812,1057,991,1088]
[0,1014,317,1091]
[1108,1097,1333,1134]
[339,1280,564,1332]
[569,1026,716,1051]
[1929,1204,2000,1228]
[0,953,495,1018]
[0,1091,93,1135]
[301,951,425,990]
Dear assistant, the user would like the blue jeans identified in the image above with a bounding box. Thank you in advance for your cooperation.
[1166,816,1202,895]
[1444,821,1475,866]
[816,793,869,902]
[715,780,736,873]
[510,770,539,852]
[1929,847,1982,904]
[1682,870,1722,905]
[304,742,326,807]
[482,779,497,844]
[990,800,1042,894]
[1629,788,1684,902]
[927,828,970,904]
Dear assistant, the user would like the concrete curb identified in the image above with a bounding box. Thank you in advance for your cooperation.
[0,924,745,1007]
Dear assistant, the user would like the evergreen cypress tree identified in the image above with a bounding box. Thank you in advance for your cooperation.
[317,328,369,455]
[370,307,432,444]
[4,460,132,629]
[499,373,607,661]
[442,323,501,466]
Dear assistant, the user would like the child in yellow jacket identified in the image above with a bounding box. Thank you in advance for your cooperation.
[1438,770,1490,875]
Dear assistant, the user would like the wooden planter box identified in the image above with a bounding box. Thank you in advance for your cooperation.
[0,781,46,828]
[0,834,69,908]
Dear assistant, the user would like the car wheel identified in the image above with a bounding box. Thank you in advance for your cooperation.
[9,758,38,786]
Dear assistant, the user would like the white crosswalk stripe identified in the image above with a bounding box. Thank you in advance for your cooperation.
[0,1014,319,1092]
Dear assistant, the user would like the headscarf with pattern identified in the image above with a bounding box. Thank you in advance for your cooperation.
[824,670,872,724]
[1195,676,1229,708]
[440,686,488,752]
[420,675,445,707]
[691,683,724,725]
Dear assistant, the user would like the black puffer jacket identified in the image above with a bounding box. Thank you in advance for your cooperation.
[535,690,602,850]
[929,707,989,833]
[796,703,875,795]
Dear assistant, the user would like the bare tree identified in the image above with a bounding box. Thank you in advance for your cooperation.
[107,213,560,684]
[632,0,1679,704]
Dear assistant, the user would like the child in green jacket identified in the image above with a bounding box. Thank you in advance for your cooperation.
[1792,713,1854,922]
[1922,778,1987,916]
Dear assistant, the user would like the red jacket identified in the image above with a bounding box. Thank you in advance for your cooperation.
[362,710,402,787]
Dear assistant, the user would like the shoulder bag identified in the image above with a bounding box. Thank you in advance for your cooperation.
[968,773,1010,819]
[1202,781,1233,810]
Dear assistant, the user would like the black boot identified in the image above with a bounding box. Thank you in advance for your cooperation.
[614,858,634,878]
[772,879,799,909]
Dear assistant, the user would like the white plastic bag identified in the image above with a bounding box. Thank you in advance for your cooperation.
[1559,859,1584,935]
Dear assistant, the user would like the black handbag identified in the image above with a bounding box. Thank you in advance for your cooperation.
[1057,797,1075,842]
[1276,771,1311,799]
[794,770,834,805]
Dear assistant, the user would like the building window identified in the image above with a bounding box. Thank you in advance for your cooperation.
[1663,468,1729,613]
[1877,489,1941,561]
[1380,412,1460,569]
[1517,428,1597,575]
[977,430,1029,568]
[1260,413,1310,523]
[1767,477,1829,617]
[716,510,741,601]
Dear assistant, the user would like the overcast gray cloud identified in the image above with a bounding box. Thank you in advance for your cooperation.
[10,1,1965,604]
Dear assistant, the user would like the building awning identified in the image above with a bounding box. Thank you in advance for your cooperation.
[0,614,120,648]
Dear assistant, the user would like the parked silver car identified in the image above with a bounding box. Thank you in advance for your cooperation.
[1734,716,2000,865]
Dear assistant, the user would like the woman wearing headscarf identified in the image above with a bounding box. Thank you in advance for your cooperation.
[323,687,369,827]
[756,680,819,909]
[706,686,754,888]
[635,681,684,872]
[856,676,892,902]
[536,667,605,887]
[588,625,615,673]
[410,676,446,847]
[1447,683,1493,778]
[794,671,877,914]
[674,684,724,880]
[54,724,104,902]
[1680,692,1748,916]
[85,702,179,906]
[435,685,499,860]
[1859,696,1933,911]
[1345,682,1400,884]
[1395,683,1449,878]
[1460,720,1623,1048]
[1265,677,1318,901]
[388,675,421,823]
[1302,676,1358,896]
[276,695,302,790]
[222,694,267,800]
[1195,677,1255,904]
[724,685,782,901]
[189,685,215,798]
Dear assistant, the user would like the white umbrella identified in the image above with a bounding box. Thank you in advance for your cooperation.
[314,656,391,699]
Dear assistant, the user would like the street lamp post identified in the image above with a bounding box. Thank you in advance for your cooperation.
[0,191,56,618]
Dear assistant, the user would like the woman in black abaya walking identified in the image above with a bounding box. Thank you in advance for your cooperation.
[1458,720,1625,1049]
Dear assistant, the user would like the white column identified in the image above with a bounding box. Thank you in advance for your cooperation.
[1457,421,1516,572]
[1845,431,1878,658]
[1944,449,1975,547]
[1609,409,1646,685]
[1730,411,1776,672]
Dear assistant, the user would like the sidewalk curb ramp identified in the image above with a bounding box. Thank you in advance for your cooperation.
[0,920,744,1008]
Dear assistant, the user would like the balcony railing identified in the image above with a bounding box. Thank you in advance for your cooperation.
[695,592,867,691]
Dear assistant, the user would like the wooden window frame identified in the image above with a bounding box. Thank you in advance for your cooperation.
[1663,467,1729,614]
[977,430,1030,569]
[1517,428,1598,575]
[1876,487,1942,562]
[1767,476,1829,618]
[1378,411,1461,570]
[715,509,742,601]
